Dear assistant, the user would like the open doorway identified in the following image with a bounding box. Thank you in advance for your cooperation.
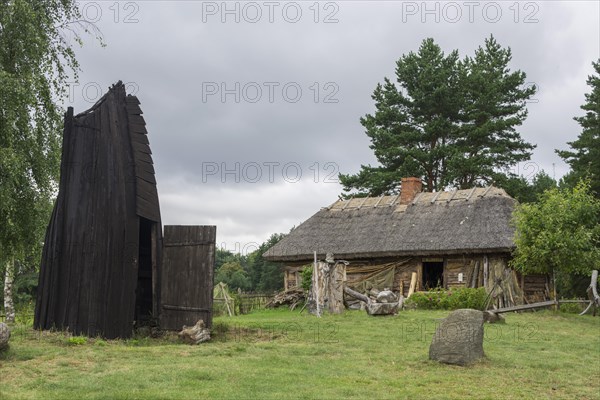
[135,217,154,326]
[422,261,444,290]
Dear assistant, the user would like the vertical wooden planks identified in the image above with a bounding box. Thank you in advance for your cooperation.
[160,225,216,330]
[34,82,161,339]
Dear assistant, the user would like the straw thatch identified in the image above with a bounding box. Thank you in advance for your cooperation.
[264,186,516,262]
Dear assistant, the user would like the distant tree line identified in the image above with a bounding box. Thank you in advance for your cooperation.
[214,233,286,293]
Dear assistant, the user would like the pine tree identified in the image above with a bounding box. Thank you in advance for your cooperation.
[339,36,536,196]
[452,36,536,189]
[556,60,600,196]
[340,38,462,194]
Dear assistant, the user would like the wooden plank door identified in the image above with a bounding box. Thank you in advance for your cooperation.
[160,225,216,330]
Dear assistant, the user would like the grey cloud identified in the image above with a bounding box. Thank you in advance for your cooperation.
[66,1,599,247]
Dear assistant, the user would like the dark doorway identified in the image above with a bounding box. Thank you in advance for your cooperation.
[422,261,444,290]
[135,218,154,326]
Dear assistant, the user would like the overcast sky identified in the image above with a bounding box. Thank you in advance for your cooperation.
[65,1,599,253]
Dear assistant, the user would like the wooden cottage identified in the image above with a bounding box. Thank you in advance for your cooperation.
[264,178,549,307]
[34,82,215,339]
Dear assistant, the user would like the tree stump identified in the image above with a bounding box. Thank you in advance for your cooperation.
[0,322,10,351]
[179,320,211,344]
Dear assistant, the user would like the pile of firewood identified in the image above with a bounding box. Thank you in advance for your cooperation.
[266,288,306,310]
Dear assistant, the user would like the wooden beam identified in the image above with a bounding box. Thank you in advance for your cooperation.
[481,184,494,198]
[411,192,424,205]
[357,196,369,209]
[490,300,558,314]
[470,261,480,288]
[446,189,458,203]
[407,272,417,298]
[466,187,477,201]
[373,194,385,208]
[341,196,354,211]
[483,255,489,288]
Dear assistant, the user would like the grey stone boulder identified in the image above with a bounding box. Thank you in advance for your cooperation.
[429,309,484,366]
[367,301,399,315]
[0,322,10,351]
[376,289,397,303]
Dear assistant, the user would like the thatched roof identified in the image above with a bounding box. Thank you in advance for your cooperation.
[263,186,517,262]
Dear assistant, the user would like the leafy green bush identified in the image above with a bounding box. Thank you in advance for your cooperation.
[14,302,35,326]
[300,266,312,291]
[405,288,487,310]
[67,336,87,346]
[559,301,586,314]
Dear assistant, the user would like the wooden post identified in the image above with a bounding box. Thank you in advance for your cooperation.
[407,272,417,299]
[327,261,346,314]
[483,256,489,288]
[471,261,480,288]
[553,268,558,311]
[313,251,320,317]
[520,272,525,299]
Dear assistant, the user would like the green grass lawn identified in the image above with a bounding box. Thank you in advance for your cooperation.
[1,309,599,399]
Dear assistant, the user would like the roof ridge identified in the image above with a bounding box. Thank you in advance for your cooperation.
[327,185,509,211]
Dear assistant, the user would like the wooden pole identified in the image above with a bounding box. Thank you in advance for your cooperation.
[471,261,480,288]
[221,283,233,317]
[407,272,417,299]
[490,299,557,314]
[483,256,489,289]
[552,268,558,311]
[314,251,320,318]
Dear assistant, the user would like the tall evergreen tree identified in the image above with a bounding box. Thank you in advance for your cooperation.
[340,38,462,194]
[556,59,600,196]
[452,37,536,189]
[339,36,536,196]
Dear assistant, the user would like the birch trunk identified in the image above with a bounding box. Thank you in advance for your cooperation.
[3,259,15,323]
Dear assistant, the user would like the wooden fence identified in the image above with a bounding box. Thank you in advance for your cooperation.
[238,293,274,314]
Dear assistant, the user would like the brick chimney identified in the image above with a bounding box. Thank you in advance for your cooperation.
[399,177,423,205]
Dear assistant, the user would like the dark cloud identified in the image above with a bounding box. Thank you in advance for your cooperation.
[67,1,600,247]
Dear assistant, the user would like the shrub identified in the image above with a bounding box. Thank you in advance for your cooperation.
[559,301,586,314]
[300,266,312,291]
[67,336,87,346]
[405,288,487,310]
